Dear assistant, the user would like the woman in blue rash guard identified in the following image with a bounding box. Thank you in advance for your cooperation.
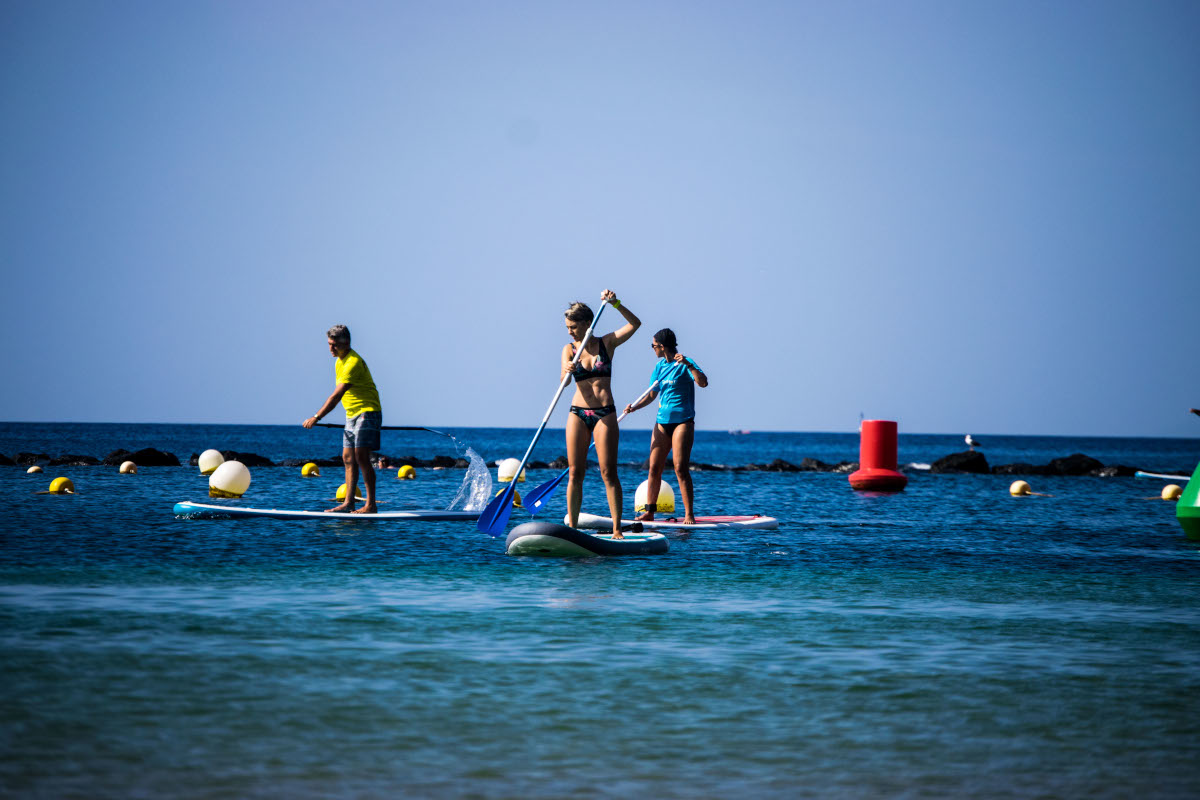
[624,328,708,524]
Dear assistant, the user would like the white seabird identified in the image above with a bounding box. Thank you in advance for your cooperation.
[965,434,981,451]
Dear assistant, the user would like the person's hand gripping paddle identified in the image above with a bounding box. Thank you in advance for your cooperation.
[522,381,658,515]
[476,301,610,536]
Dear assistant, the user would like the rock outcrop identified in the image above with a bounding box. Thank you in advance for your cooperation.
[931,451,991,474]
[104,448,180,467]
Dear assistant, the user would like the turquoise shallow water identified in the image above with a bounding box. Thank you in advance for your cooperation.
[2,424,1199,798]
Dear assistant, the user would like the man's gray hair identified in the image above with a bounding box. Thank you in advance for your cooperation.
[327,325,351,344]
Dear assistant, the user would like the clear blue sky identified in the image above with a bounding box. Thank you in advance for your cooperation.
[3,0,1197,437]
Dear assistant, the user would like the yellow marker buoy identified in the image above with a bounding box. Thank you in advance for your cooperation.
[48,477,75,494]
[27,465,43,474]
[634,479,675,515]
[496,487,522,508]
[497,458,526,483]
[1010,480,1052,497]
[209,460,251,498]
[198,449,225,476]
[1163,484,1182,501]
[119,461,137,474]
[336,483,364,501]
[301,462,320,477]
[397,464,415,480]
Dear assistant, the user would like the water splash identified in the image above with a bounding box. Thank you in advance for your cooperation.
[442,438,493,512]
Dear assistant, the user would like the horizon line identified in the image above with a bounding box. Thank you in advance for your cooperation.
[1,420,1197,442]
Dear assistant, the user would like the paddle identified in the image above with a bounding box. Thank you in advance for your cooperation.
[524,381,659,515]
[314,423,451,437]
[476,301,610,535]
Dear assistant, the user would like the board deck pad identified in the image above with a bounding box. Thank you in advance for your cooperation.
[573,512,778,531]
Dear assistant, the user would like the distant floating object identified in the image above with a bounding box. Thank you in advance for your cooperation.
[496,486,522,508]
[48,477,75,494]
[301,462,320,477]
[209,461,250,498]
[634,479,675,515]
[1010,480,1052,498]
[965,434,982,451]
[849,420,907,492]
[397,464,415,480]
[497,458,525,483]
[728,430,751,435]
[198,449,225,475]
[1178,462,1200,540]
[1163,484,1182,501]
[336,483,364,501]
[119,461,137,474]
[27,465,43,474]
[1135,470,1190,481]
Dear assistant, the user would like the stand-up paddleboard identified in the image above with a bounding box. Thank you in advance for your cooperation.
[573,512,779,531]
[173,501,480,522]
[1135,470,1191,482]
[506,520,668,557]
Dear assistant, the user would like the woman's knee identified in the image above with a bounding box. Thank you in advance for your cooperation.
[647,459,665,480]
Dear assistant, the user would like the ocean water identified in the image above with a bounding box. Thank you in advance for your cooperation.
[2,423,1198,798]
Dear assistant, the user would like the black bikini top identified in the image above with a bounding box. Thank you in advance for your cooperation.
[571,337,612,382]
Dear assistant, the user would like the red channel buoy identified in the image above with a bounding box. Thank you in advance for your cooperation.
[849,420,908,492]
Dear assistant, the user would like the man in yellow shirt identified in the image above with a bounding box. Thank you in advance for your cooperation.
[302,325,383,513]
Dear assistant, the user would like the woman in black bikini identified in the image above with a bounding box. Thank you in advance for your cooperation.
[562,289,641,538]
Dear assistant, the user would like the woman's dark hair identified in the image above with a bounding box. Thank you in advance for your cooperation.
[653,328,677,351]
[565,302,594,325]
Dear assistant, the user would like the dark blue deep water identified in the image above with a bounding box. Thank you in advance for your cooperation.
[2,423,1198,798]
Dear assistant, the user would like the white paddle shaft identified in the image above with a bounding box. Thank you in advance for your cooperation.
[508,300,610,477]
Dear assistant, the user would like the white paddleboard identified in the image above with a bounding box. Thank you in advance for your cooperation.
[173,501,479,522]
[1134,471,1190,482]
[573,512,778,531]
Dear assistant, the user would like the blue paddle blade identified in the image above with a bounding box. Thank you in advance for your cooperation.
[477,482,518,536]
[523,468,569,515]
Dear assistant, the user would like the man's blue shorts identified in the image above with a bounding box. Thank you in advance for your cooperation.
[343,411,382,451]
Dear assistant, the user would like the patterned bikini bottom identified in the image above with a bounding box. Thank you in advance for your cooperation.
[569,405,616,430]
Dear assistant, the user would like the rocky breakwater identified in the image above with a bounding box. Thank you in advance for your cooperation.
[930,451,1141,477]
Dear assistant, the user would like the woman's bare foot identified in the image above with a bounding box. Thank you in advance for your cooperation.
[683,516,697,525]
[611,531,624,539]
[326,503,354,513]
[635,511,655,521]
[352,504,377,514]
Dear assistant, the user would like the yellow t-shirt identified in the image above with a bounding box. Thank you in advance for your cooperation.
[334,349,381,418]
